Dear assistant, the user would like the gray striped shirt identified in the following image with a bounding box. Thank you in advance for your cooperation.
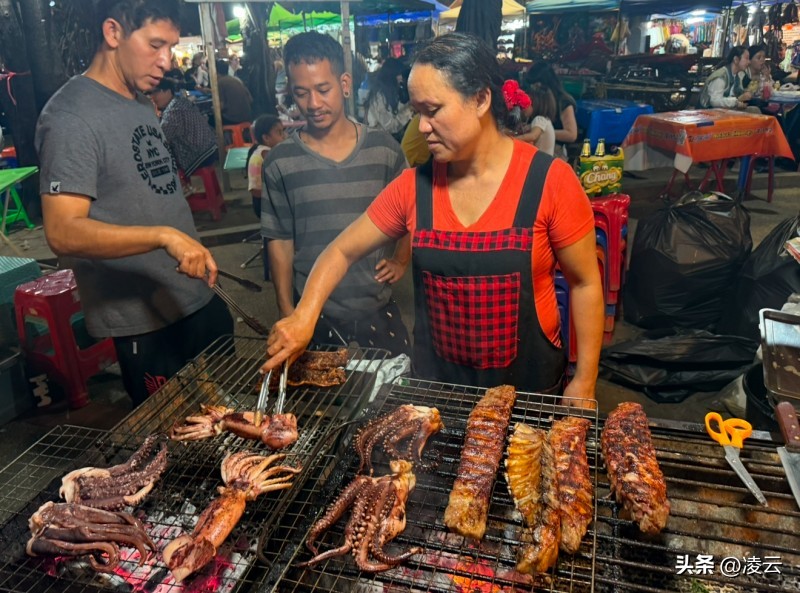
[261,125,406,321]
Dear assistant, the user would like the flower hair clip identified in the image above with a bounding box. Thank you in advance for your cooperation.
[502,80,532,111]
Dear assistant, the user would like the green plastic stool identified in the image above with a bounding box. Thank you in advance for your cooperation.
[0,166,37,235]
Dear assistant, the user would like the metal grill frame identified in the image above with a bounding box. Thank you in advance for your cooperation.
[0,336,394,593]
[258,378,601,593]
[592,419,800,593]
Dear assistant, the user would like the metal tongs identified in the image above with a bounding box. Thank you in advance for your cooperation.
[211,281,269,336]
[254,361,288,427]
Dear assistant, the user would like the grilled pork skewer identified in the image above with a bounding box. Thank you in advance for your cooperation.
[601,402,670,534]
[444,384,517,540]
[504,423,560,575]
[550,417,593,553]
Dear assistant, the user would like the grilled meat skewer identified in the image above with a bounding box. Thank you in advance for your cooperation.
[550,417,593,553]
[444,385,517,540]
[505,423,560,575]
[601,402,670,534]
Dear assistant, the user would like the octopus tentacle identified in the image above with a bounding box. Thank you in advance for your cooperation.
[60,439,168,510]
[26,538,121,572]
[107,434,160,476]
[305,477,370,555]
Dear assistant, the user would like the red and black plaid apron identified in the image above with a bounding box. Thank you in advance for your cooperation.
[411,152,566,393]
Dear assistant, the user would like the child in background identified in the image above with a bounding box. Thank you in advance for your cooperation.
[516,83,557,156]
[247,115,287,208]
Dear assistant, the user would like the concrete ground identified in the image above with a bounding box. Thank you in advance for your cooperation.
[0,161,797,466]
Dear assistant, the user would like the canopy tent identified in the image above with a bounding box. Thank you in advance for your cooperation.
[525,0,731,14]
[225,4,346,43]
[282,0,440,15]
[620,0,731,15]
[441,0,525,21]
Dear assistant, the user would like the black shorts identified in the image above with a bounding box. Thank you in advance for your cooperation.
[113,295,234,407]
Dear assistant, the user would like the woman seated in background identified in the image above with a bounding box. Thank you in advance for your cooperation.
[743,43,777,113]
[523,62,578,158]
[366,58,413,141]
[262,33,603,408]
[698,46,753,110]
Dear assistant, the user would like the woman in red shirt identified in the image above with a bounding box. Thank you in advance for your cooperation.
[262,33,603,408]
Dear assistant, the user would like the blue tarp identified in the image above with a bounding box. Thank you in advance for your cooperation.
[526,0,619,13]
[526,0,731,14]
[621,0,731,15]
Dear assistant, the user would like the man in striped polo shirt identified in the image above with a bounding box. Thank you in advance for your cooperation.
[261,32,410,355]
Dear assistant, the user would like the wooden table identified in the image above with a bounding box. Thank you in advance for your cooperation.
[622,109,793,198]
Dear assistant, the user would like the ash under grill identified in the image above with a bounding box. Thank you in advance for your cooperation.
[259,379,600,593]
[0,336,393,593]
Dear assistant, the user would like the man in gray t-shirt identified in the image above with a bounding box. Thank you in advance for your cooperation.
[35,0,232,406]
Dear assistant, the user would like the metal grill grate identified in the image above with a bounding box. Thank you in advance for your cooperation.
[593,422,800,593]
[258,378,601,593]
[0,336,394,593]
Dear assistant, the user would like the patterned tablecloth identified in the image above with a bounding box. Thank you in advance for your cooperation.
[622,109,793,173]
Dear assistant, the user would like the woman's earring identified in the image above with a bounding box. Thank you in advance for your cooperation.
[343,90,351,98]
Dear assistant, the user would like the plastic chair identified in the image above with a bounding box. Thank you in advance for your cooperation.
[743,155,775,203]
[223,123,253,149]
[14,269,117,409]
[185,166,226,221]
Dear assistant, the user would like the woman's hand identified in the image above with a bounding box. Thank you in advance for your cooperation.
[374,256,408,284]
[260,312,315,373]
[739,91,753,102]
[562,377,597,410]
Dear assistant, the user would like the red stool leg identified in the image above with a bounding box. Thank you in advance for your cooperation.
[767,156,774,203]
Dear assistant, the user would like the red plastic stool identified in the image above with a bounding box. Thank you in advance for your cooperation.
[185,166,226,221]
[14,269,117,409]
[222,122,253,149]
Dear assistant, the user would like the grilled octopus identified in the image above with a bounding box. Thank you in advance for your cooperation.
[170,404,298,450]
[298,459,422,573]
[26,501,155,572]
[163,451,301,582]
[355,404,444,474]
[59,434,168,510]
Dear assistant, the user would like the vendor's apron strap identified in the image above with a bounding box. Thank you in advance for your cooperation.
[515,150,554,227]
[415,159,435,230]
[415,151,554,230]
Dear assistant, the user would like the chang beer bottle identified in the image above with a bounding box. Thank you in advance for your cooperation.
[580,138,592,158]
[595,138,606,157]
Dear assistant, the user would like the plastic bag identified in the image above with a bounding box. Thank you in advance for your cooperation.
[717,215,800,341]
[623,192,752,330]
[600,328,759,403]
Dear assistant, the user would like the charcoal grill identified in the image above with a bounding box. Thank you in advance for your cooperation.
[258,378,601,593]
[259,380,800,593]
[0,336,393,593]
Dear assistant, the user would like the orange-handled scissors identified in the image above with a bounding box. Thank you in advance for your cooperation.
[704,412,767,506]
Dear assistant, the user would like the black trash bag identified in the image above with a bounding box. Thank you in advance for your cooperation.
[717,215,800,341]
[600,328,759,403]
[624,192,752,330]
